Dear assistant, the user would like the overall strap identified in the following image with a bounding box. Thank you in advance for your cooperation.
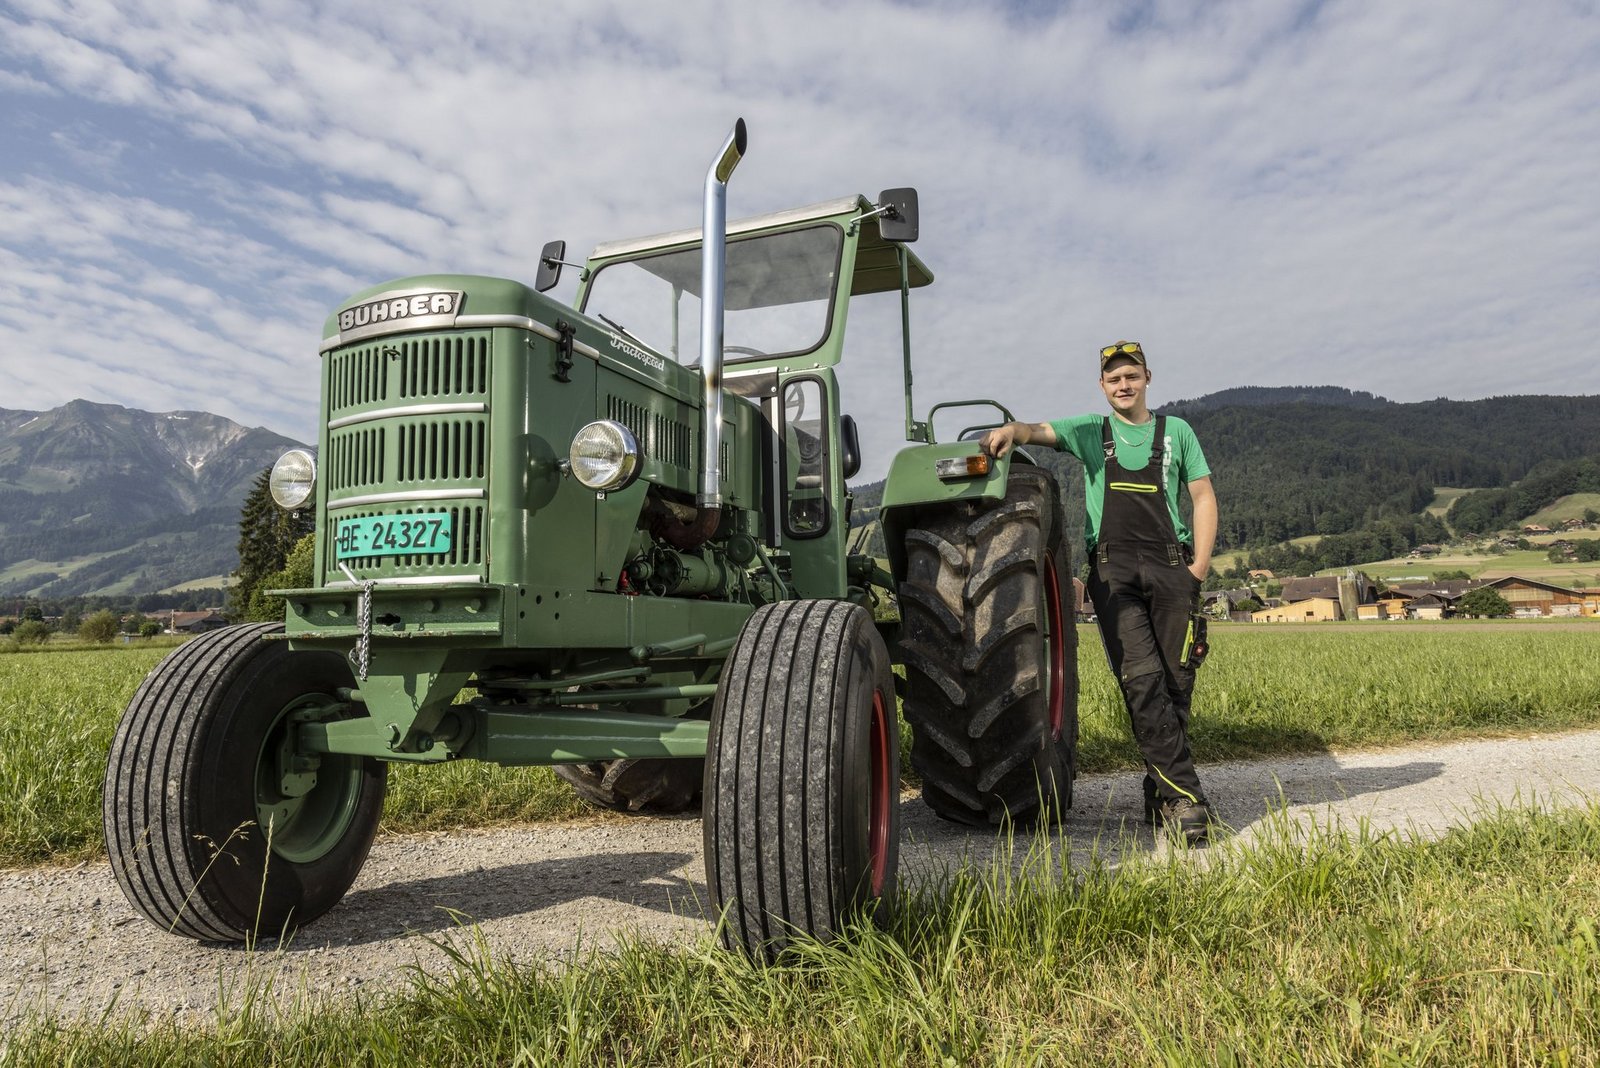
[1100,417,1115,463]
[1148,415,1168,474]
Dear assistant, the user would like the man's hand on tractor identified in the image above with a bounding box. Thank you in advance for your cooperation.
[980,421,1055,458]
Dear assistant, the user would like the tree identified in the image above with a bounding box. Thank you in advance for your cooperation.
[79,609,121,644]
[1457,587,1513,619]
[230,468,316,620]
[138,621,163,639]
[12,620,50,645]
[20,601,43,623]
[1431,569,1470,581]
[1234,596,1263,614]
[246,533,316,623]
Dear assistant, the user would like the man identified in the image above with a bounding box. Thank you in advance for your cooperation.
[980,340,1219,844]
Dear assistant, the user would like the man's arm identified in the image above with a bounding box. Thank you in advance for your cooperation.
[979,421,1057,458]
[1186,475,1217,582]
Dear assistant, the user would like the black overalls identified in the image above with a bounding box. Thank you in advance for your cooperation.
[1084,416,1207,808]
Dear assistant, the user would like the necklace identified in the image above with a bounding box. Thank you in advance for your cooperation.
[1113,418,1155,448]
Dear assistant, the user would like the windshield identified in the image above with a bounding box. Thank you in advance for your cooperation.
[582,224,841,365]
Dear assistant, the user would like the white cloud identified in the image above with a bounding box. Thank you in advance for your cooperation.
[0,0,1595,479]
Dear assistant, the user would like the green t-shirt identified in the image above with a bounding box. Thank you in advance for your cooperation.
[1046,413,1211,552]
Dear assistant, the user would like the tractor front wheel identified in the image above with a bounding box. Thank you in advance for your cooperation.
[103,623,386,942]
[704,600,900,961]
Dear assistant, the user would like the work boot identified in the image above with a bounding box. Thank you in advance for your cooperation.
[1153,797,1213,845]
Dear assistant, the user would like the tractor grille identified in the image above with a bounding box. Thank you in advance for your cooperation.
[327,426,386,492]
[322,330,494,584]
[328,334,490,414]
[607,395,693,471]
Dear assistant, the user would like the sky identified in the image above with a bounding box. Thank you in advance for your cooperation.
[1,0,1597,480]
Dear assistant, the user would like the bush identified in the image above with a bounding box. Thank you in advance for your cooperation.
[12,620,51,646]
[246,533,316,623]
[78,610,120,644]
[138,621,163,639]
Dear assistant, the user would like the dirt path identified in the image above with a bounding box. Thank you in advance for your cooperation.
[3,730,1597,1027]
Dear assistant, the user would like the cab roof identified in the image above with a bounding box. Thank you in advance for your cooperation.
[586,195,933,295]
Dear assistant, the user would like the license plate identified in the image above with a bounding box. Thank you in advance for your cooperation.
[335,513,453,559]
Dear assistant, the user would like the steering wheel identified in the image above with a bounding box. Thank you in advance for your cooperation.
[784,385,806,423]
[724,345,769,358]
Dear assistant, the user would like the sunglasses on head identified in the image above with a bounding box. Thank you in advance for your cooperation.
[1100,341,1144,364]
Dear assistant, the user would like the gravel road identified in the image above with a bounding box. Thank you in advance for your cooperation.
[3,729,1597,1027]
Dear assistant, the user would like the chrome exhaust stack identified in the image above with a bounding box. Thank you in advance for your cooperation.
[697,118,747,512]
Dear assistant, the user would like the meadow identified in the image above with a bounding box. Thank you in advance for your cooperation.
[6,800,1598,1064]
[4,623,1600,868]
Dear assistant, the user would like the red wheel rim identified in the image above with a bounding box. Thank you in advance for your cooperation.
[868,690,892,896]
[1043,551,1066,739]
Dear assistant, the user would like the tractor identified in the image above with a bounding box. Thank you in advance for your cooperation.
[103,120,1078,960]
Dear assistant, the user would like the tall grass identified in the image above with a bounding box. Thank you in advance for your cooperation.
[1075,624,1600,774]
[7,799,1598,1064]
[0,647,584,867]
[4,627,1600,867]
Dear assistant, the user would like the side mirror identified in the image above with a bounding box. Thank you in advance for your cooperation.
[535,239,566,293]
[876,188,919,243]
[840,414,861,480]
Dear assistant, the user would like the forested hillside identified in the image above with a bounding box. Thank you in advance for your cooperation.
[1447,456,1600,533]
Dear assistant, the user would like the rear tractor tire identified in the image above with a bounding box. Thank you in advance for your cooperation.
[705,600,900,961]
[898,464,1078,826]
[553,758,704,814]
[102,623,386,942]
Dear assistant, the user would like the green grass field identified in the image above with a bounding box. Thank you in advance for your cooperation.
[5,625,1600,868]
[8,800,1598,1064]
[1522,492,1600,529]
[1423,485,1478,520]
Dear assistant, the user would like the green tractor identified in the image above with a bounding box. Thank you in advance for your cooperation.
[103,120,1077,960]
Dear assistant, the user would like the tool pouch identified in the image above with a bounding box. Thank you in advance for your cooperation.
[1180,612,1209,669]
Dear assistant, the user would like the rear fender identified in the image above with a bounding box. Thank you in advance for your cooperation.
[879,444,1040,584]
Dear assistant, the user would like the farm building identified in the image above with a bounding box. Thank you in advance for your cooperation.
[1252,596,1341,623]
[167,610,228,633]
[1404,593,1451,620]
[1481,576,1585,618]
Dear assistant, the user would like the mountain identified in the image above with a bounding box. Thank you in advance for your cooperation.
[1168,385,1393,411]
[0,401,307,597]
[1175,393,1600,547]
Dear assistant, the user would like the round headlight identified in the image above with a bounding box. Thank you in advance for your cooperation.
[269,448,317,509]
[568,420,641,491]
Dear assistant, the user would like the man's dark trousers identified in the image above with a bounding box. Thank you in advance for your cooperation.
[1086,542,1205,805]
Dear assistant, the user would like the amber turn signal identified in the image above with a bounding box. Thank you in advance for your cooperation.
[934,454,992,481]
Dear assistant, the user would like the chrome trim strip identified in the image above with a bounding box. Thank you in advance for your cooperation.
[327,402,487,430]
[327,488,487,511]
[454,314,601,359]
[325,575,485,589]
[319,314,600,360]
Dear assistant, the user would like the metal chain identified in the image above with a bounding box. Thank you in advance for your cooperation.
[338,563,374,681]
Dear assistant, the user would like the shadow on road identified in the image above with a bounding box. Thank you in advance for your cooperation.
[264,850,702,949]
[895,753,1448,876]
